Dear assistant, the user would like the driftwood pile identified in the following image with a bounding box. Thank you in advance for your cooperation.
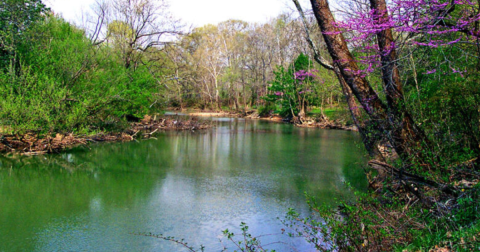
[0,116,212,155]
[132,115,210,135]
[295,116,358,131]
[0,133,88,156]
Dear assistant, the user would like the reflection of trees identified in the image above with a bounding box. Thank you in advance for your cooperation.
[0,143,168,251]
[0,119,366,251]
[156,119,366,203]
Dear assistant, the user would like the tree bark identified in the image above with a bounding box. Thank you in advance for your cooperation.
[335,68,384,159]
[309,0,387,118]
[309,0,429,165]
[369,0,430,161]
[292,0,383,159]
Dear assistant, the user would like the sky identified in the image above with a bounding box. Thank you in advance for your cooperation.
[44,0,293,27]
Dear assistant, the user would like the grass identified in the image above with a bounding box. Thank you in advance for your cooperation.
[307,107,351,123]
[308,107,340,116]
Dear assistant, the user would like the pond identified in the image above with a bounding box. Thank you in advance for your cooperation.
[0,117,367,251]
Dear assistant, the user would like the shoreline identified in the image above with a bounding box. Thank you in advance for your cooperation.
[180,110,358,131]
[1,111,356,155]
[0,116,211,156]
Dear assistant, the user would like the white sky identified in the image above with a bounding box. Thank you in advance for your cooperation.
[45,0,294,27]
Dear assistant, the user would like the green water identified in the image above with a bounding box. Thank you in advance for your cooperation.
[0,118,367,251]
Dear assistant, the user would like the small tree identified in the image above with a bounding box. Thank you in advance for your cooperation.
[265,53,321,121]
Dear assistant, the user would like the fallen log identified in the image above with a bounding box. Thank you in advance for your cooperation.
[368,160,458,196]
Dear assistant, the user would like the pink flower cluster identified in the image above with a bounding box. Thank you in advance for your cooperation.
[294,70,316,81]
[333,0,479,76]
[299,89,312,94]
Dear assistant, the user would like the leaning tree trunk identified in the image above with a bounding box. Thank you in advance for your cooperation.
[292,0,384,159]
[309,0,430,166]
[336,69,384,159]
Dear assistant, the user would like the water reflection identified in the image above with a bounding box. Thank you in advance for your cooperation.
[0,118,366,251]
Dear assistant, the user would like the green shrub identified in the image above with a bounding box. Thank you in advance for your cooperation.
[258,103,276,117]
[0,16,166,134]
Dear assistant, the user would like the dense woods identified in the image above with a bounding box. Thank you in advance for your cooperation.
[0,0,344,134]
[1,0,480,250]
[0,0,176,133]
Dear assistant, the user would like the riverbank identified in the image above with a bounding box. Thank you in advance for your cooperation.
[176,109,357,131]
[0,116,211,155]
[187,111,241,117]
[294,118,358,131]
[0,109,354,155]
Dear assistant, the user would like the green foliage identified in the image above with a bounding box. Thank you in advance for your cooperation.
[258,103,277,117]
[0,0,49,68]
[264,66,297,117]
[405,187,480,251]
[281,185,480,252]
[0,16,167,134]
[0,65,64,132]
[402,43,480,167]
[264,53,322,118]
[292,53,311,73]
[221,222,275,252]
[308,107,351,123]
[282,193,392,251]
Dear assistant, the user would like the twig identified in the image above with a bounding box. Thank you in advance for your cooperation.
[131,130,140,137]
[132,232,204,252]
[147,128,159,135]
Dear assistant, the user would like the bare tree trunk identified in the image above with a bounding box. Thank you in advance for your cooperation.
[309,0,386,118]
[214,77,220,110]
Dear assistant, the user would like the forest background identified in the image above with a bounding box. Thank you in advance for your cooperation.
[1,0,480,250]
[0,0,346,135]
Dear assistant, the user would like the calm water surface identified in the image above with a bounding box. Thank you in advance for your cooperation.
[0,118,367,251]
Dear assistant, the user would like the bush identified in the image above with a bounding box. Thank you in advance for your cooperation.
[0,16,166,134]
[258,103,276,117]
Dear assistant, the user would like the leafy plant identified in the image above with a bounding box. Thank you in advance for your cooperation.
[264,53,322,118]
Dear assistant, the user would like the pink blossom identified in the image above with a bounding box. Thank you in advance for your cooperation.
[332,0,479,76]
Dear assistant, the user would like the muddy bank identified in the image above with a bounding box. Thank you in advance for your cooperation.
[0,117,211,155]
